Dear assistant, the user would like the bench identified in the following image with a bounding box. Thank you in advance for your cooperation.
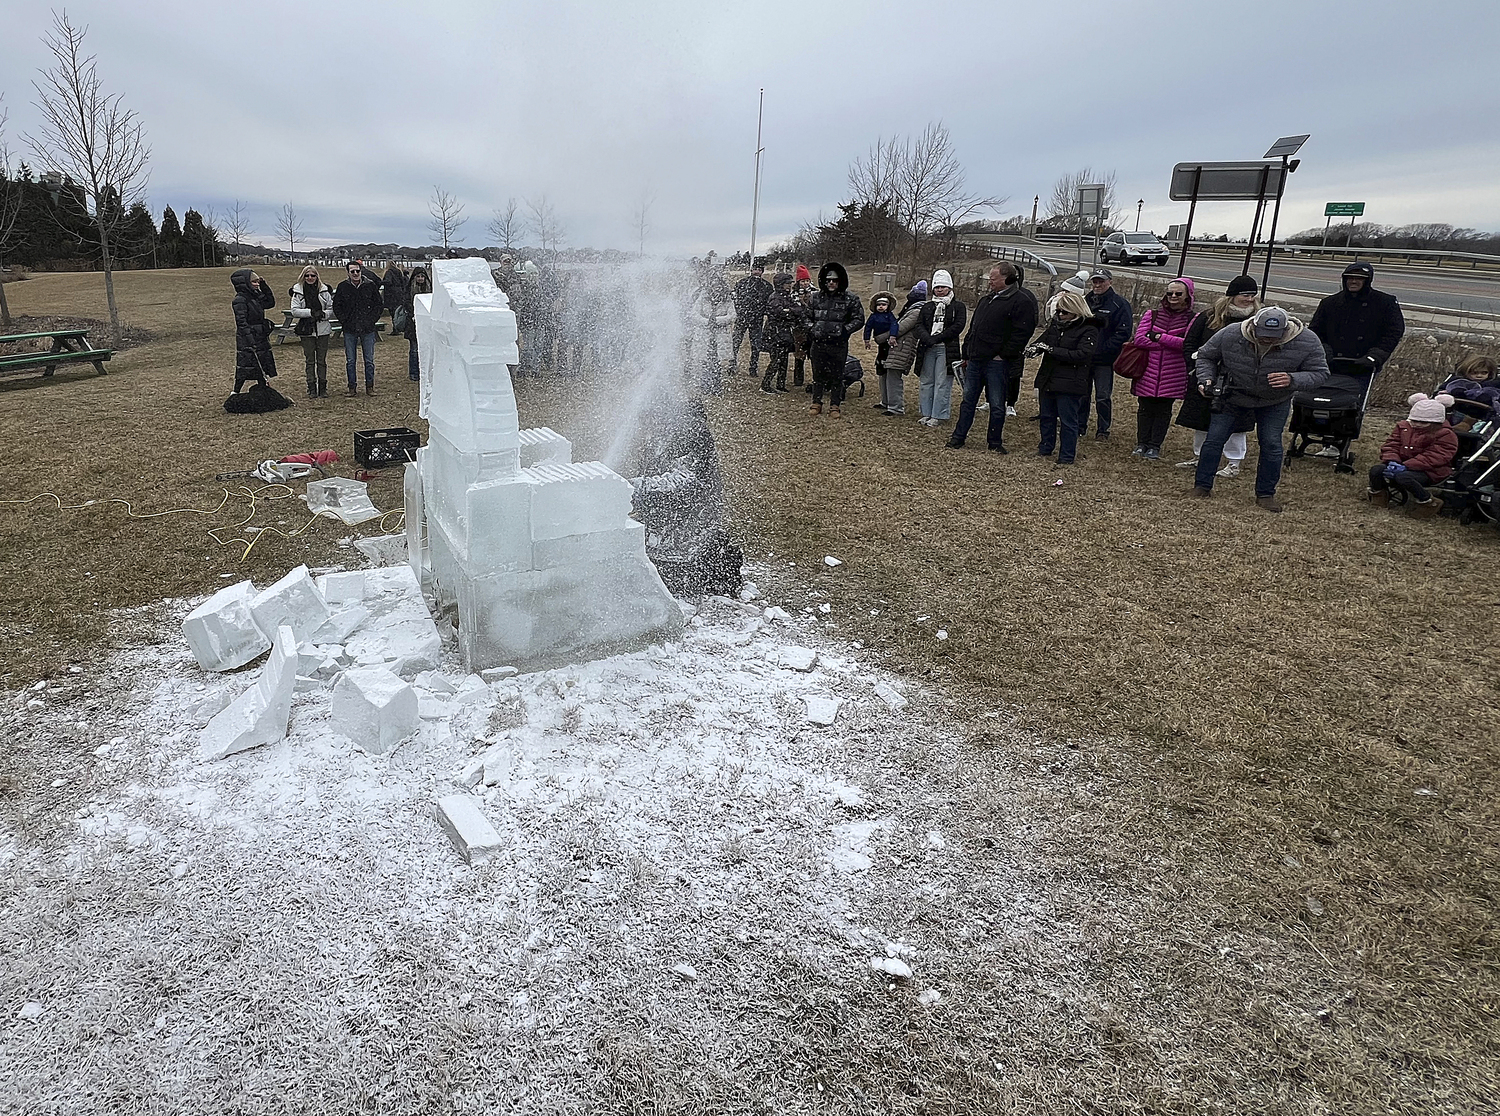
[0,328,113,381]
[272,313,388,346]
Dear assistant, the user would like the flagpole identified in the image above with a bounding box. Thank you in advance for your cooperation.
[749,88,764,268]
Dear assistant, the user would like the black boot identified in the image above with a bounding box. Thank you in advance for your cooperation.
[760,371,776,395]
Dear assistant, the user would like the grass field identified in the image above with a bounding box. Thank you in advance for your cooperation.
[1,264,1496,1113]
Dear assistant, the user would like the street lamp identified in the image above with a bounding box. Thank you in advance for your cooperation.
[1135,199,1143,231]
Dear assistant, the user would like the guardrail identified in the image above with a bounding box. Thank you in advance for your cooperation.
[1025,232,1500,272]
[953,241,1057,276]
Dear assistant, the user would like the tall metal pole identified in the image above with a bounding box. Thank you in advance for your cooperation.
[748,89,764,271]
[1176,166,1201,278]
[1260,155,1290,298]
[1030,195,1038,239]
[1322,214,1331,248]
[1135,199,1143,231]
[1242,163,1271,275]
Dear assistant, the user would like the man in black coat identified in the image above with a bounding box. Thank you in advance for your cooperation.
[333,261,385,396]
[1308,261,1405,372]
[949,262,1037,452]
[730,262,772,378]
[801,261,865,417]
[1080,268,1133,438]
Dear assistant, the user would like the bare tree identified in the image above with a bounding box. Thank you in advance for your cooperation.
[222,198,252,259]
[890,122,1002,258]
[847,135,903,210]
[1046,167,1119,231]
[525,194,565,257]
[486,197,520,249]
[427,185,466,251]
[26,12,150,349]
[631,192,653,257]
[274,202,303,256]
[0,98,24,328]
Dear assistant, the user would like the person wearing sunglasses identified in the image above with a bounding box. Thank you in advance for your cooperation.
[333,260,384,396]
[1128,278,1196,460]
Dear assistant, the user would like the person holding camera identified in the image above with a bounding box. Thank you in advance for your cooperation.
[1028,289,1099,465]
[1188,306,1329,511]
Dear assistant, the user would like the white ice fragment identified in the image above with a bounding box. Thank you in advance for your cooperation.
[434,793,504,865]
[331,668,419,755]
[353,534,408,567]
[92,744,111,757]
[927,831,946,850]
[671,963,698,981]
[451,674,488,704]
[182,581,270,671]
[480,666,518,683]
[294,675,323,693]
[869,957,913,980]
[317,570,365,603]
[738,582,761,602]
[309,605,369,644]
[250,565,331,644]
[198,625,298,760]
[831,783,865,808]
[872,681,908,712]
[779,646,817,672]
[917,989,942,1006]
[419,696,452,721]
[936,630,948,641]
[763,606,791,622]
[804,695,842,726]
[414,670,456,694]
[818,603,832,615]
[17,1002,46,1022]
[823,556,842,567]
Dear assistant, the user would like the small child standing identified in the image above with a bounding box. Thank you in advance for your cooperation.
[1367,393,1458,518]
[864,292,899,410]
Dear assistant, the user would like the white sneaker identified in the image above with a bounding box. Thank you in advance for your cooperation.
[1216,460,1241,478]
[1314,445,1341,458]
[1005,405,1017,417]
[1174,457,1199,469]
[977,402,989,411]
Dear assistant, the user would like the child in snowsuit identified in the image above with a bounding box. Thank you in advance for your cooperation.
[1367,393,1459,518]
[864,291,899,409]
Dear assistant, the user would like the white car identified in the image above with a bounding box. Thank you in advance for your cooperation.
[1100,232,1170,266]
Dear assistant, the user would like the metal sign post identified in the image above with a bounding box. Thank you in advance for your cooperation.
[1258,135,1309,296]
[1075,183,1104,269]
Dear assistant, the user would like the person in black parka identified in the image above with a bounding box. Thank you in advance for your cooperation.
[1029,289,1100,465]
[800,261,865,417]
[1308,261,1406,372]
[230,268,276,392]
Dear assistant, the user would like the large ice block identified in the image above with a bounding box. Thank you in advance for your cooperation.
[198,625,298,760]
[250,565,331,643]
[406,258,682,672]
[182,580,270,671]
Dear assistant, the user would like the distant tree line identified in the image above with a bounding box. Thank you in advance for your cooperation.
[1285,222,1500,254]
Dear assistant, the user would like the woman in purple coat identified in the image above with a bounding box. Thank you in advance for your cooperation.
[1129,277,1195,460]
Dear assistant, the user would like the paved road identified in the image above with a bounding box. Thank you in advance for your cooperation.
[1032,248,1500,319]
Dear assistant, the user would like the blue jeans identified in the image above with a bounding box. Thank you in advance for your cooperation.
[1195,399,1292,496]
[1078,363,1114,435]
[343,330,376,388]
[917,347,954,419]
[952,357,1016,447]
[408,339,420,380]
[1038,391,1084,462]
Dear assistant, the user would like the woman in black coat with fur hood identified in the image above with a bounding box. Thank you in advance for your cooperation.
[230,268,276,392]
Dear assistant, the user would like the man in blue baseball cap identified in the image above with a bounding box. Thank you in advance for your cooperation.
[1187,305,1329,512]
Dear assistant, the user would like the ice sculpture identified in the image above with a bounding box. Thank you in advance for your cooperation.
[407,258,682,671]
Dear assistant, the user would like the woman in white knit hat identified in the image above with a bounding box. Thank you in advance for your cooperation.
[912,269,968,427]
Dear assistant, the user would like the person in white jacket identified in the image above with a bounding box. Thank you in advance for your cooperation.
[288,265,335,397]
[692,276,736,396]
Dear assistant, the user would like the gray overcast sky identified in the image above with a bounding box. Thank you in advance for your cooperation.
[3,0,1497,254]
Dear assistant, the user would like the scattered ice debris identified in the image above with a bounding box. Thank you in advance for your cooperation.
[250,565,331,645]
[778,646,817,672]
[1305,897,1324,917]
[182,581,270,671]
[823,556,843,568]
[763,606,791,622]
[331,668,419,755]
[804,695,842,726]
[17,1002,46,1023]
[869,957,913,980]
[671,963,698,981]
[830,783,865,809]
[917,989,942,1006]
[480,666,518,683]
[738,582,761,602]
[1053,479,1064,487]
[927,831,946,850]
[936,630,948,641]
[818,603,832,615]
[872,682,908,712]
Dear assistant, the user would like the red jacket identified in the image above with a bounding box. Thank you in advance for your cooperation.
[1379,421,1458,480]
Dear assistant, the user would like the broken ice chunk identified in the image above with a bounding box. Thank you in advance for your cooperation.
[434,794,503,865]
[250,565,331,644]
[182,581,270,671]
[317,570,366,603]
[198,626,298,760]
[804,695,842,725]
[310,605,369,645]
[778,646,817,672]
[331,668,419,755]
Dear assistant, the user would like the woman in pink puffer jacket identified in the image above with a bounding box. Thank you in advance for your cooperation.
[1130,277,1196,460]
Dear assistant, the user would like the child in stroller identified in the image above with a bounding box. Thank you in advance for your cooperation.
[1366,393,1458,518]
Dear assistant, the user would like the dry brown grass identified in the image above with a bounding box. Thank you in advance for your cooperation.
[0,266,1496,1113]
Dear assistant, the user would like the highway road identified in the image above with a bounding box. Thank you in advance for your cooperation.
[1029,246,1500,319]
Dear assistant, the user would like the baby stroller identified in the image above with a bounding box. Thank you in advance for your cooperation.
[1286,357,1378,474]
[843,354,866,398]
[1435,421,1500,527]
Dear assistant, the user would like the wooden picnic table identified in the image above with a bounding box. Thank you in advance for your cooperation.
[272,313,388,345]
[0,328,113,381]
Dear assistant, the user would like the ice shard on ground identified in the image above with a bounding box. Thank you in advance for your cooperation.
[408,258,681,672]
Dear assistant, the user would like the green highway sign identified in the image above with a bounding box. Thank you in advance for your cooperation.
[1324,201,1365,217]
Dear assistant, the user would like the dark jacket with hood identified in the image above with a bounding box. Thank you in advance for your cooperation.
[333,272,385,335]
[382,266,407,313]
[1085,285,1133,364]
[230,269,276,382]
[1308,262,1405,369]
[1032,313,1100,395]
[802,262,865,349]
[763,273,801,347]
[732,273,772,326]
[963,282,1038,363]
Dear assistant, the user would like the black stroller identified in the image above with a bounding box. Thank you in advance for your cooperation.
[1286,357,1378,474]
[1435,421,1500,527]
[843,354,866,398]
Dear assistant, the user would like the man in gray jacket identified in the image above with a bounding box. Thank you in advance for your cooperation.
[1188,306,1329,511]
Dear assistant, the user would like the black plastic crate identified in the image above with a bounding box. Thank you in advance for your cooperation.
[354,427,421,468]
